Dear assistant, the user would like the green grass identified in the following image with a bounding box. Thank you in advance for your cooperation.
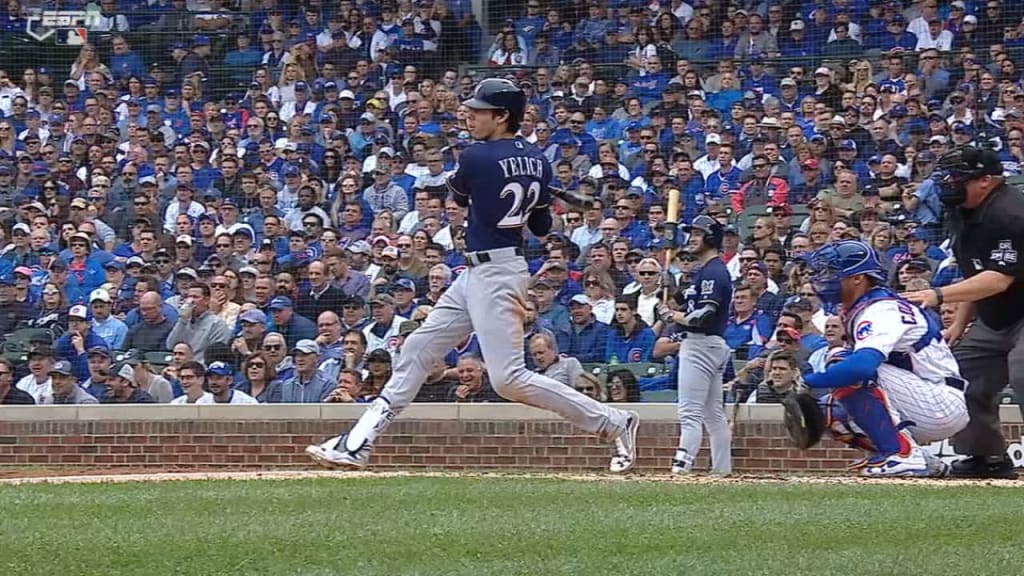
[2,476,1022,576]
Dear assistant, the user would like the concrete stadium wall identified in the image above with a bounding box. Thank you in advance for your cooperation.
[0,404,1022,473]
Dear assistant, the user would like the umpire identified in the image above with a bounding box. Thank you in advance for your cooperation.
[905,146,1024,479]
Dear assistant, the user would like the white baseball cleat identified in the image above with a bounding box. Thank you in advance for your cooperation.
[861,448,929,477]
[609,411,640,473]
[305,436,371,470]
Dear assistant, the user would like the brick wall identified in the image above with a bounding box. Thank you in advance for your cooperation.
[0,405,1020,473]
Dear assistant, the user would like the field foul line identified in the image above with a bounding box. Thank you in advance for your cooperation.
[0,470,1022,487]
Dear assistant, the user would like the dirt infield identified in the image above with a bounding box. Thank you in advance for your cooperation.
[1,468,1022,487]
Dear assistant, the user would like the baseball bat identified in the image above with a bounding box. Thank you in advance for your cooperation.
[663,187,681,304]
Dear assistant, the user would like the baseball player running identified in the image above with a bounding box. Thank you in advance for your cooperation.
[798,240,968,476]
[306,79,639,473]
[656,215,734,474]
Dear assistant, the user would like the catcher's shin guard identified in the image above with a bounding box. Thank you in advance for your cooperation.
[822,393,878,452]
[830,385,911,457]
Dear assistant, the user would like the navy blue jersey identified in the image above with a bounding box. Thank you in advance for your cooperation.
[681,256,732,337]
[447,138,553,251]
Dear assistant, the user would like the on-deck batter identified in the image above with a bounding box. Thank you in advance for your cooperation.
[657,215,733,474]
[305,79,639,473]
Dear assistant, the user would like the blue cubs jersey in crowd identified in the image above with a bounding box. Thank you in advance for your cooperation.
[681,256,732,337]
[447,138,553,252]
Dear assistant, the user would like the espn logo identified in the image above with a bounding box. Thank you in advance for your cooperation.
[26,11,101,42]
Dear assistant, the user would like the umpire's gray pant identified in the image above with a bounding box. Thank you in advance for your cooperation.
[952,317,1024,457]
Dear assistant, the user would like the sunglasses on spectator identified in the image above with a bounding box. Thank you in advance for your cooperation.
[263,345,282,351]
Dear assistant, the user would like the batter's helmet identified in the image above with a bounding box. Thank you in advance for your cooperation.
[681,215,724,251]
[463,78,527,125]
[805,240,885,306]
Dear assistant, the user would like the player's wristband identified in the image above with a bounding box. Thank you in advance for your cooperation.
[932,287,943,306]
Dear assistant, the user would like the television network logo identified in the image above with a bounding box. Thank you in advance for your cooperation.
[26,11,103,44]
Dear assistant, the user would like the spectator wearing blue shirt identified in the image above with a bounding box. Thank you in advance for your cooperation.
[629,57,671,106]
[89,289,128,350]
[724,285,774,359]
[876,16,918,52]
[741,55,779,100]
[780,20,817,58]
[704,143,743,202]
[604,296,656,363]
[109,36,147,84]
[566,295,612,364]
[515,1,546,44]
[903,151,944,237]
[54,305,110,382]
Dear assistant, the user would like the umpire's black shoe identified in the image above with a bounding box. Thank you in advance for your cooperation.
[949,455,1019,479]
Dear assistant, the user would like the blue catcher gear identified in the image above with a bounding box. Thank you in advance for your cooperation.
[681,214,724,252]
[804,240,886,307]
[462,78,527,127]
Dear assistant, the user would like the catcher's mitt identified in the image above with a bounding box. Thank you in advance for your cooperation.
[782,392,826,449]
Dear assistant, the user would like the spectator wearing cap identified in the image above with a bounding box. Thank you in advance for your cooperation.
[102,362,156,404]
[902,151,943,231]
[362,293,406,353]
[80,346,115,399]
[178,34,212,92]
[877,15,917,52]
[389,277,418,318]
[565,294,612,363]
[733,154,791,213]
[207,361,259,404]
[15,345,56,403]
[119,351,175,403]
[165,283,230,364]
[362,166,409,222]
[54,304,109,381]
[531,277,571,338]
[163,179,205,235]
[89,288,127,349]
[48,359,97,404]
[267,295,318,349]
[280,339,334,403]
[745,261,785,323]
[280,80,317,123]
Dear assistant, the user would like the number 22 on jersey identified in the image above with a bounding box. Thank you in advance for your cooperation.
[498,181,541,228]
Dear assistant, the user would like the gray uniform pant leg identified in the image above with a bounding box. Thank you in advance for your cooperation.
[380,271,474,412]
[676,334,732,473]
[952,317,1024,457]
[466,258,628,439]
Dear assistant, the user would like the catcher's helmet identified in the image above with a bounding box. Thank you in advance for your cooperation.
[681,214,724,251]
[805,240,886,306]
[463,78,526,125]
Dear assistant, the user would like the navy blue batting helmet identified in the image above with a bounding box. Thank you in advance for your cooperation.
[463,78,526,125]
[681,214,724,251]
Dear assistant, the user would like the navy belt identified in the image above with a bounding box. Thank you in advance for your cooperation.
[465,247,522,267]
[946,377,966,391]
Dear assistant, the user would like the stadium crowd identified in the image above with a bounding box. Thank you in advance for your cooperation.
[0,0,1021,406]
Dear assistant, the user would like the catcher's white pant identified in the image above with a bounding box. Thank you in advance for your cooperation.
[875,364,969,445]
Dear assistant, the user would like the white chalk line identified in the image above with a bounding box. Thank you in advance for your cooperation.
[0,469,1023,487]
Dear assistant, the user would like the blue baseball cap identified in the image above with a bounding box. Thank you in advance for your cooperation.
[240,309,267,324]
[294,81,308,92]
[104,260,125,271]
[192,34,210,46]
[268,296,294,310]
[282,164,300,177]
[839,139,857,150]
[392,278,416,292]
[206,361,234,376]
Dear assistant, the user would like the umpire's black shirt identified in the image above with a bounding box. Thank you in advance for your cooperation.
[953,182,1024,330]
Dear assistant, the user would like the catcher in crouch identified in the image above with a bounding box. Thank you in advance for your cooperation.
[778,240,968,477]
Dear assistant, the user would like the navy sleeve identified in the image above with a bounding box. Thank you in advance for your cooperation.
[447,151,472,207]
